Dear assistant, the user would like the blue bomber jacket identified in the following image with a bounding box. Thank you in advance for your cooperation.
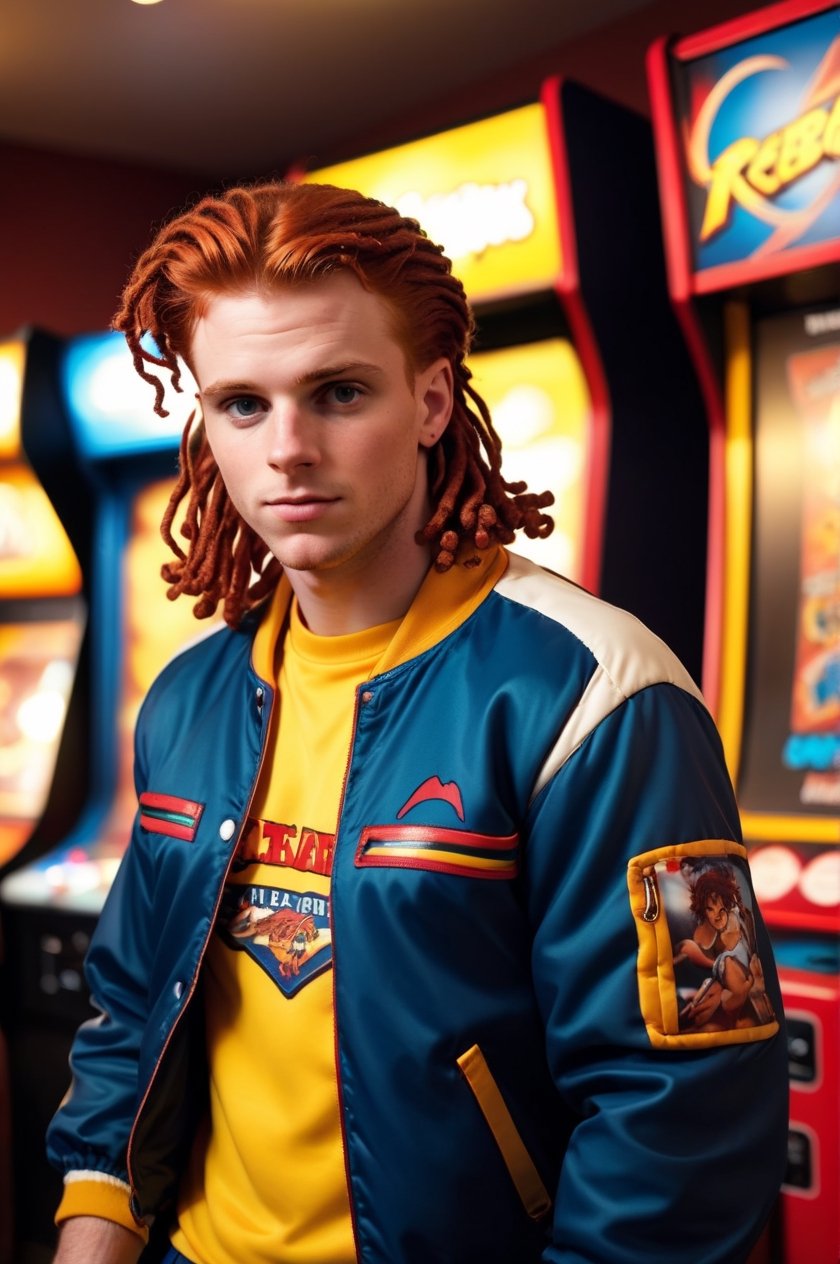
[48,549,788,1263]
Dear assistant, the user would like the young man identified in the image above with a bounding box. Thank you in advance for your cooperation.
[49,181,788,1264]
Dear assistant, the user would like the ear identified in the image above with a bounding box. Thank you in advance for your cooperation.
[417,358,454,449]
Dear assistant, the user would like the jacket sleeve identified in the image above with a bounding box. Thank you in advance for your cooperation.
[45,701,158,1222]
[524,682,789,1264]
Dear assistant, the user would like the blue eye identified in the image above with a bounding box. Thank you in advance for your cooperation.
[228,396,261,418]
[329,384,361,405]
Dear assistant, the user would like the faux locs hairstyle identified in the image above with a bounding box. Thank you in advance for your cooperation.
[114,180,554,626]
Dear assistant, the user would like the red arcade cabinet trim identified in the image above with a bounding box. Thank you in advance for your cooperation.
[675,0,838,60]
[693,239,840,295]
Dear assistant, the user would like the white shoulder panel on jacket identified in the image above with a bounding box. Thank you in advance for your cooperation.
[496,551,706,798]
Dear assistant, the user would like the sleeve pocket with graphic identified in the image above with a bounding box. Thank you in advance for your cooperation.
[627,839,780,1050]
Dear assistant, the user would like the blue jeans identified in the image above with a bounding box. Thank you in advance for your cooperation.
[160,1248,195,1264]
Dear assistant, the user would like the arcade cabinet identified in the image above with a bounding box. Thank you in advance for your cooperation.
[0,331,88,1261]
[0,330,204,1255]
[301,79,711,682]
[0,334,87,875]
[648,3,840,1260]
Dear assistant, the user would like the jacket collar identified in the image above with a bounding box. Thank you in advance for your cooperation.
[249,546,509,683]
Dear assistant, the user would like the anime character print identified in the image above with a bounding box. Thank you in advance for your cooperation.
[659,856,776,1032]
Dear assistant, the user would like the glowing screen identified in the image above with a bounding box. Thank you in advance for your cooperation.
[0,619,83,865]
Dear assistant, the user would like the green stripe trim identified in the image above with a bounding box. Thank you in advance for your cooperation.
[142,807,196,829]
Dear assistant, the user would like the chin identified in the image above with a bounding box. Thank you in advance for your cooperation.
[272,543,353,574]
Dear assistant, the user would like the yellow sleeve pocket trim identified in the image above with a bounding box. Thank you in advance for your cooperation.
[627,839,780,1050]
[457,1044,552,1221]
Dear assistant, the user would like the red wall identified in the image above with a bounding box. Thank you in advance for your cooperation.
[0,143,200,338]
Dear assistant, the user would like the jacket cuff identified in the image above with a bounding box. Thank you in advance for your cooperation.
[55,1172,150,1244]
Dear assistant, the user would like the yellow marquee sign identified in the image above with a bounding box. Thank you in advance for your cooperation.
[305,103,561,304]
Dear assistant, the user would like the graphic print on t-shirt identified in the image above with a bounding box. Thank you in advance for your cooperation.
[233,815,336,877]
[218,883,332,997]
[218,815,335,997]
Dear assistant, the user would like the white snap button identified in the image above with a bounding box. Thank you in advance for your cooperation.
[173,980,184,1000]
[219,819,236,841]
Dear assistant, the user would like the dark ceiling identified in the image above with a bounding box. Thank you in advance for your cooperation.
[0,0,666,178]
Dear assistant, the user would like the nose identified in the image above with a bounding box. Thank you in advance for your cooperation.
[266,401,320,472]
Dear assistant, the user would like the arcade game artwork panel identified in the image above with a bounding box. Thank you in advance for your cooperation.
[648,3,840,1261]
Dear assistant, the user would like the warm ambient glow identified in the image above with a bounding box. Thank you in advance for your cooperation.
[130,0,165,5]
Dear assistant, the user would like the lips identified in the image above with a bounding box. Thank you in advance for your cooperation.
[265,494,340,523]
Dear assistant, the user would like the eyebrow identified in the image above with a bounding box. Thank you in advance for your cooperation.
[200,362,384,397]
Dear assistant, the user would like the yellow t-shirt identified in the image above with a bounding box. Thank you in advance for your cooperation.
[172,599,399,1264]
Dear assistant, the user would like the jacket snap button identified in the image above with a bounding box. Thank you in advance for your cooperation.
[173,980,184,1000]
[219,819,236,841]
[255,686,264,707]
[361,690,374,704]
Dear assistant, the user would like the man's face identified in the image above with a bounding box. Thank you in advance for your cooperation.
[191,273,451,587]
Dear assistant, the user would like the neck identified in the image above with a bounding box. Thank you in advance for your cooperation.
[286,543,434,635]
